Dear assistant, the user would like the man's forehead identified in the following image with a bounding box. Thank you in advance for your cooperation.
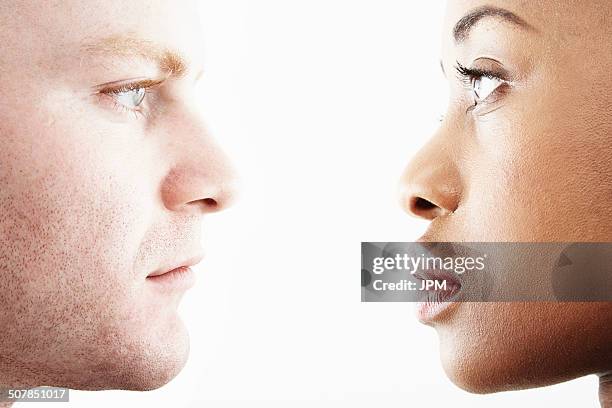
[1,0,194,42]
[0,1,203,77]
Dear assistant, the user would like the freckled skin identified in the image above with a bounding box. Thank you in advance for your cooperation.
[401,0,612,400]
[0,0,235,393]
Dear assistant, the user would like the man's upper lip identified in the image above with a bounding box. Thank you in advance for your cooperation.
[147,253,205,277]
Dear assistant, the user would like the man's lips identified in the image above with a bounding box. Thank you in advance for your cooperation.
[147,253,205,278]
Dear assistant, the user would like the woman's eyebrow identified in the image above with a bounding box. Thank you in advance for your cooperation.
[80,35,187,77]
[453,5,536,43]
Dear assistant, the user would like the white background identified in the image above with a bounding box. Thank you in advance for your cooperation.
[59,1,599,407]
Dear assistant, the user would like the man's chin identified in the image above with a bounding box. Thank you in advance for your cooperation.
[113,347,190,392]
[109,328,191,391]
[62,320,191,392]
[71,350,189,392]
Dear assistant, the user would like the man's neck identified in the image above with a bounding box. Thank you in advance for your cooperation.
[0,375,28,408]
[601,372,612,408]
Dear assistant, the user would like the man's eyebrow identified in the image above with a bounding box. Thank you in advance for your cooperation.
[453,5,535,43]
[81,35,187,77]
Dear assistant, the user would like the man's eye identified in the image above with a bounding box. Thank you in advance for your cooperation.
[94,78,164,118]
[112,87,146,109]
[472,76,503,102]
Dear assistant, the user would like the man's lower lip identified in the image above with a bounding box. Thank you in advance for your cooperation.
[146,266,195,291]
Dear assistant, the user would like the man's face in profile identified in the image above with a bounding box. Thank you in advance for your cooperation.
[0,0,235,390]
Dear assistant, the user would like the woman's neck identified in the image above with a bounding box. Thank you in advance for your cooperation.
[601,372,612,408]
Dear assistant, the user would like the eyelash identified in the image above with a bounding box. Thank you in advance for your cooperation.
[97,79,164,118]
[454,61,506,112]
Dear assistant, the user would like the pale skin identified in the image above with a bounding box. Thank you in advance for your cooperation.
[0,0,236,404]
[401,0,612,406]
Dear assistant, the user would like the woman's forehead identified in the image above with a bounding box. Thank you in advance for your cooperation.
[444,0,611,40]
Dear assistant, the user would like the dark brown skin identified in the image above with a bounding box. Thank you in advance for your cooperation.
[400,0,612,404]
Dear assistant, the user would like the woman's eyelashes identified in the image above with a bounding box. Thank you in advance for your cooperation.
[454,61,510,113]
[95,78,165,118]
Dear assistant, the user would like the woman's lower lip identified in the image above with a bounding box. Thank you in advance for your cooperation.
[146,266,196,291]
[415,283,461,323]
[415,300,458,324]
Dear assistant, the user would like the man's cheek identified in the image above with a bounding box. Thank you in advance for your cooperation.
[7,176,147,299]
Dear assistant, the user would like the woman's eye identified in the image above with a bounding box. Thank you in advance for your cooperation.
[471,75,503,102]
[112,87,146,109]
[454,62,509,110]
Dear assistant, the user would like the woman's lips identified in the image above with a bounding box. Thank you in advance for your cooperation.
[415,300,459,324]
[414,268,462,324]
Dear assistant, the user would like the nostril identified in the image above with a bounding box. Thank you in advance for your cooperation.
[186,197,219,213]
[203,198,217,205]
[409,196,442,220]
[202,198,218,210]
[413,197,437,212]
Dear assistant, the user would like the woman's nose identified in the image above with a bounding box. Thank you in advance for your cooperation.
[399,137,462,221]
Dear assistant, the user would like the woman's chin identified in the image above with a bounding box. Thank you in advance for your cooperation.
[437,328,587,395]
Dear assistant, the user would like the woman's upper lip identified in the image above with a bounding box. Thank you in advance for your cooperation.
[413,268,462,287]
[147,253,205,277]
[417,231,441,243]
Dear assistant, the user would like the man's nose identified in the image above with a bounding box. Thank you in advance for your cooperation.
[399,134,462,221]
[160,112,238,215]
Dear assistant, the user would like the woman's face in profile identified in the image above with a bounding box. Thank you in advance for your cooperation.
[401,0,612,393]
